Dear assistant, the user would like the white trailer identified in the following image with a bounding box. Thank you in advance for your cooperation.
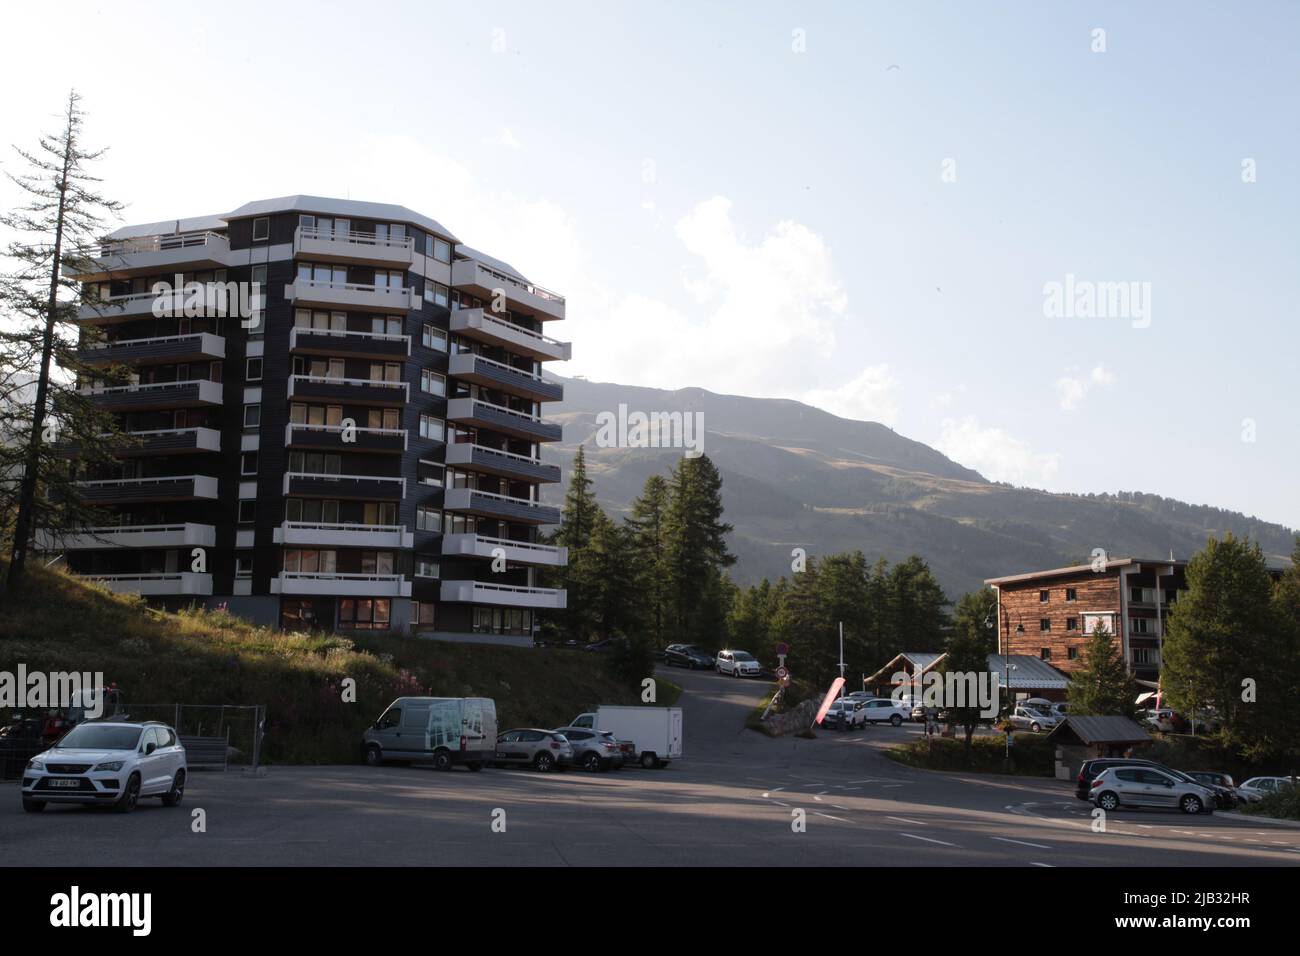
[569,706,683,769]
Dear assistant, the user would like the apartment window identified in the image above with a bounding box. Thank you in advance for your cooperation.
[367,408,400,430]
[1039,589,1050,603]
[363,502,397,526]
[411,601,435,627]
[1130,587,1156,604]
[421,370,446,397]
[338,598,391,631]
[373,269,406,291]
[1132,647,1159,665]
[238,500,256,524]
[291,404,343,427]
[360,551,395,575]
[424,236,452,264]
[371,316,402,336]
[445,512,475,534]
[422,324,448,352]
[284,549,337,573]
[243,404,261,429]
[417,460,444,488]
[416,507,441,532]
[1040,648,1051,661]
[300,262,348,285]
[1039,618,1052,632]
[423,281,450,308]
[473,607,532,636]
[1065,587,1077,602]
[1067,647,1078,661]
[419,415,445,441]
[415,556,440,579]
[288,451,341,475]
[1066,617,1078,631]
[241,452,258,476]
[246,357,263,382]
[1131,618,1153,635]
[370,361,402,383]
[287,499,340,524]
[252,217,269,242]
[235,554,253,579]
[295,309,346,332]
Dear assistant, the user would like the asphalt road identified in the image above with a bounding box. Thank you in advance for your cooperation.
[2,666,1298,866]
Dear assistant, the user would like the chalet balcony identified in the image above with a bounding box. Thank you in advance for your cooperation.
[284,423,406,454]
[75,572,214,596]
[446,397,562,443]
[285,278,417,314]
[75,332,226,368]
[281,471,405,500]
[450,258,565,321]
[271,572,411,597]
[441,533,567,567]
[289,325,410,360]
[439,580,566,609]
[287,374,408,406]
[35,523,217,551]
[273,521,413,549]
[442,487,560,525]
[443,442,561,484]
[293,226,415,268]
[76,474,219,504]
[449,308,571,362]
[69,230,229,283]
[80,379,223,412]
[447,352,563,403]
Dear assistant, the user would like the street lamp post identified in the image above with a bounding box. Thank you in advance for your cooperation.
[1002,611,1024,771]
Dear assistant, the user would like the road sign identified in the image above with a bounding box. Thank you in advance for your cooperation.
[775,643,789,656]
[775,665,789,680]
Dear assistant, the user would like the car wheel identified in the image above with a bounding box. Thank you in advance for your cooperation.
[467,762,483,772]
[1180,794,1204,815]
[890,714,903,727]
[161,770,186,807]
[641,752,658,769]
[534,752,555,773]
[582,752,603,772]
[363,744,383,766]
[431,749,454,772]
[22,799,45,813]
[114,774,141,814]
[1097,791,1119,811]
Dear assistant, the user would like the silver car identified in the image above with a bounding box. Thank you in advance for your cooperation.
[552,727,624,771]
[1089,766,1216,814]
[493,728,573,772]
[1008,706,1058,733]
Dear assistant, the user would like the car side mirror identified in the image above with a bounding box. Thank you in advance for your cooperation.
[144,742,157,755]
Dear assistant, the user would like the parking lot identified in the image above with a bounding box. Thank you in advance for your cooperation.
[2,667,1298,866]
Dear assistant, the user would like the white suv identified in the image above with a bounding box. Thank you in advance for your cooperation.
[715,649,761,677]
[22,721,187,814]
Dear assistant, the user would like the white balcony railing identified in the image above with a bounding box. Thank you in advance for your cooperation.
[440,579,567,609]
[298,226,415,251]
[449,351,546,384]
[441,533,568,566]
[284,422,407,449]
[36,523,217,551]
[79,378,224,404]
[76,474,219,498]
[450,308,571,360]
[273,521,413,549]
[271,571,411,597]
[444,442,547,469]
[96,231,224,257]
[125,426,222,451]
[75,572,214,596]
[281,472,406,497]
[289,325,411,354]
[446,397,548,427]
[287,374,409,400]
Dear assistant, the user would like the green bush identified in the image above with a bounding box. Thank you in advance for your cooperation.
[1241,786,1300,821]
[885,732,1054,776]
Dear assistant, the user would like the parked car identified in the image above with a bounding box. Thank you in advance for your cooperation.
[1076,757,1167,799]
[860,698,910,726]
[565,707,683,768]
[664,644,714,670]
[1180,770,1240,809]
[715,649,761,678]
[552,727,624,771]
[362,696,497,771]
[21,720,186,814]
[1238,776,1298,803]
[823,699,865,730]
[1089,766,1215,814]
[493,729,573,772]
[1023,698,1067,719]
[1008,706,1058,733]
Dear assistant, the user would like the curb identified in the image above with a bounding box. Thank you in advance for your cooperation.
[1215,810,1300,829]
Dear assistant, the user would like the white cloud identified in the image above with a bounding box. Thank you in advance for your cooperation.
[483,128,522,150]
[935,416,1062,488]
[1055,364,1115,410]
[803,364,901,427]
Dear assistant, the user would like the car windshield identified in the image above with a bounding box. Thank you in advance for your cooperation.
[732,652,754,661]
[56,724,142,751]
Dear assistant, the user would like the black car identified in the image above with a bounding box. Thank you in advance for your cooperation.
[664,644,713,669]
[1181,770,1239,810]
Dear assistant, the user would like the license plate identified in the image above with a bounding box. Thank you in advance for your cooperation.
[48,778,81,788]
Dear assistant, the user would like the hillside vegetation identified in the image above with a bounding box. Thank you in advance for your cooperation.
[0,563,641,763]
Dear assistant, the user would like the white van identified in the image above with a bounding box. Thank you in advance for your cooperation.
[362,697,497,771]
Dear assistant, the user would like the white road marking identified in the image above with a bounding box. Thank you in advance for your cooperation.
[992,836,1053,849]
[887,816,926,826]
[1030,861,1055,868]
[898,832,958,848]
[814,811,852,823]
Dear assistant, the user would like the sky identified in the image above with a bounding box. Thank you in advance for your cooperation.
[1,0,1297,529]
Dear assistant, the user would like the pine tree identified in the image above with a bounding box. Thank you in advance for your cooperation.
[663,454,734,645]
[1068,624,1136,718]
[626,473,670,649]
[553,445,603,641]
[1,91,127,592]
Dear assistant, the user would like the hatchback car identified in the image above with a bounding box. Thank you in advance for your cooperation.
[664,644,714,669]
[1238,776,1297,803]
[22,721,187,814]
[1008,706,1058,732]
[716,650,761,677]
[1076,757,1175,800]
[1089,766,1215,814]
[494,728,573,772]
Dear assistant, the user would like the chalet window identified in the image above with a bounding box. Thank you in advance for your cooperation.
[1067,647,1078,661]
[1066,617,1078,631]
[1039,618,1052,632]
[1039,590,1050,603]
[1040,648,1051,661]
[1065,587,1077,602]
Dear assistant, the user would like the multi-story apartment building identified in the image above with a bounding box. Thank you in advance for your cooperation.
[43,195,570,646]
[985,557,1189,683]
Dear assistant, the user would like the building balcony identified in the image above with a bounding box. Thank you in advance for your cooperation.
[287,374,408,406]
[75,572,214,596]
[446,397,563,443]
[76,291,160,324]
[273,521,413,549]
[449,308,571,362]
[447,352,563,403]
[75,333,226,369]
[80,379,224,411]
[284,423,406,454]
[442,487,560,525]
[270,572,411,597]
[289,325,410,360]
[282,472,405,500]
[35,523,217,552]
[293,225,415,268]
[285,278,417,314]
[122,427,223,456]
[76,474,219,504]
[70,231,230,283]
[441,533,567,567]
[451,258,565,321]
[443,442,561,483]
[439,580,567,609]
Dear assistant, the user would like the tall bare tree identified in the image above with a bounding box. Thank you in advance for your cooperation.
[1,91,125,592]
